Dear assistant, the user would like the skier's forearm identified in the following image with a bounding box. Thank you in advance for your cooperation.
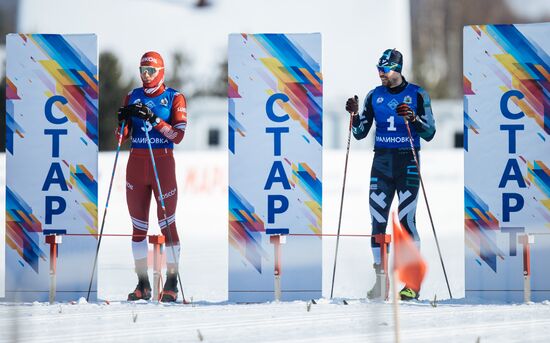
[352,92,374,140]
[412,118,435,141]
[414,90,436,141]
[153,92,187,144]
[154,120,185,144]
[352,112,373,140]
[116,94,132,142]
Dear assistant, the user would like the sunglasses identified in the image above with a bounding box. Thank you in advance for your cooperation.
[140,66,163,75]
[377,65,393,74]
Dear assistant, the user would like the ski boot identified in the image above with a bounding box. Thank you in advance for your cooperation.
[128,271,152,301]
[160,270,178,303]
[399,286,419,301]
[367,263,388,300]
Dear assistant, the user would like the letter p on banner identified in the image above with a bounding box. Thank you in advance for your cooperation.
[4,34,98,301]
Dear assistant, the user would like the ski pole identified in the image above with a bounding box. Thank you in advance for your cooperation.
[404,120,452,299]
[86,120,126,302]
[330,110,354,299]
[142,121,187,303]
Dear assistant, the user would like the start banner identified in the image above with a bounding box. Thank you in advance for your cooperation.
[4,34,98,301]
[228,33,322,302]
[464,24,550,302]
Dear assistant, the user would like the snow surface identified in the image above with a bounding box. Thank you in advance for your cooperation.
[2,149,550,341]
[2,300,550,342]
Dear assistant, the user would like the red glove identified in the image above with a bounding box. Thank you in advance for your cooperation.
[345,95,359,115]
[396,103,416,122]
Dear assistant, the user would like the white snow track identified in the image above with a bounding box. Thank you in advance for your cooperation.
[1,301,550,342]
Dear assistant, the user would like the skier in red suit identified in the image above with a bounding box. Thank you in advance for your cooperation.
[116,51,187,302]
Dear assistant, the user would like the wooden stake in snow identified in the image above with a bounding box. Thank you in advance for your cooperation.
[391,270,401,343]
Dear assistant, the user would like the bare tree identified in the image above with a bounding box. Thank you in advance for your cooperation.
[193,56,227,98]
[0,0,18,45]
[195,0,211,8]
[99,51,135,151]
[165,51,193,93]
[409,0,548,98]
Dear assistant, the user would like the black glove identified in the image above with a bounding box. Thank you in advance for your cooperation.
[345,95,359,114]
[396,103,416,122]
[117,106,131,124]
[127,103,159,125]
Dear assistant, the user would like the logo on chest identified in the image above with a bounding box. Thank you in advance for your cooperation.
[376,96,384,104]
[403,95,412,104]
[387,98,399,110]
[160,98,169,106]
[141,121,153,132]
[145,100,155,109]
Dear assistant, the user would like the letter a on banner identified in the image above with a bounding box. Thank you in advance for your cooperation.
[228,34,323,302]
[4,34,98,302]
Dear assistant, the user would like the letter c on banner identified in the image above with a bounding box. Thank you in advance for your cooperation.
[500,90,525,120]
[45,95,69,124]
[266,93,290,122]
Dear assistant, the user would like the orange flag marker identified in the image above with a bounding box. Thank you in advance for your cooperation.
[392,211,427,292]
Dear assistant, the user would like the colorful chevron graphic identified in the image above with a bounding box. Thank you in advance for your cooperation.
[5,187,46,273]
[290,162,322,235]
[5,78,25,155]
[463,96,480,152]
[228,77,241,99]
[250,34,323,146]
[23,34,98,145]
[527,160,550,198]
[475,25,550,134]
[69,164,98,236]
[229,186,268,273]
[526,160,550,224]
[228,77,245,154]
[464,187,505,272]
[463,76,475,95]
